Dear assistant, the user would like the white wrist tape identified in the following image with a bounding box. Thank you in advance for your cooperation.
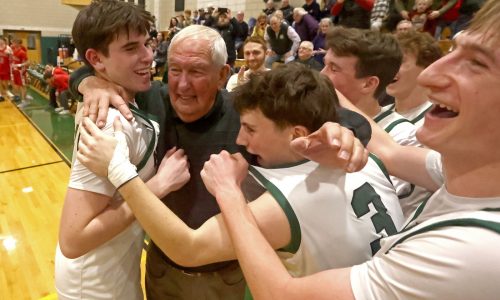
[107,131,138,188]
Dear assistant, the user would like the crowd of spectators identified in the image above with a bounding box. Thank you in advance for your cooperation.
[149,0,484,79]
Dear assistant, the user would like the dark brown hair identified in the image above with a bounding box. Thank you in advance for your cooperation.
[233,63,338,132]
[72,0,153,66]
[326,27,402,98]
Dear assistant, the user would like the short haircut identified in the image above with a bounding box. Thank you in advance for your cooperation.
[326,27,402,98]
[293,7,308,16]
[300,41,314,50]
[168,25,227,68]
[244,36,267,53]
[396,31,442,68]
[233,63,338,132]
[72,0,153,66]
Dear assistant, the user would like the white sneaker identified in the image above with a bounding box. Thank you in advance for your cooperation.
[26,95,34,100]
[17,101,29,108]
[58,109,71,115]
[55,107,64,112]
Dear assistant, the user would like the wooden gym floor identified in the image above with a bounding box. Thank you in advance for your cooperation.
[0,89,147,299]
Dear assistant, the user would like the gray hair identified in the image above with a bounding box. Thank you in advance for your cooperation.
[168,25,227,67]
[293,7,307,16]
[319,17,333,27]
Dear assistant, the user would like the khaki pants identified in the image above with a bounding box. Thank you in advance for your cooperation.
[145,246,246,300]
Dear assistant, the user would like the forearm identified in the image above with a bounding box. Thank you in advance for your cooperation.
[337,91,438,191]
[439,0,458,15]
[119,176,239,267]
[217,189,354,300]
[217,189,290,299]
[118,177,201,264]
[59,190,136,258]
[77,200,135,252]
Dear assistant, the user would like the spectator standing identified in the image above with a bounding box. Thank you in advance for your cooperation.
[409,0,434,31]
[303,0,323,21]
[281,0,295,25]
[235,11,249,59]
[293,7,319,42]
[331,0,374,29]
[213,9,241,68]
[153,33,168,76]
[0,36,12,102]
[11,38,29,107]
[430,0,462,39]
[371,0,391,31]
[264,0,277,16]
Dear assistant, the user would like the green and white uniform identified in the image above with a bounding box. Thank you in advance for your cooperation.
[385,101,433,128]
[375,106,432,217]
[351,152,500,300]
[55,105,159,300]
[249,156,405,277]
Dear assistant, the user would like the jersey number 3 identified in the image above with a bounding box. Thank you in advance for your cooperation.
[351,182,398,255]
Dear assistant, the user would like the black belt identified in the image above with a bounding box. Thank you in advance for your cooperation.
[150,242,240,274]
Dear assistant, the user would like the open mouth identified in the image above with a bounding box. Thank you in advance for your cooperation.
[429,103,459,118]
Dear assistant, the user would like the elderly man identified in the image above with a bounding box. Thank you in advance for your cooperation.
[264,15,301,68]
[69,24,257,300]
[204,1,500,299]
[226,36,269,92]
[293,7,319,42]
[294,40,323,71]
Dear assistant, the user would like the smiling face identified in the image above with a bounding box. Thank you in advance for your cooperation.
[236,109,299,167]
[416,0,431,13]
[244,42,266,71]
[321,50,365,106]
[416,31,500,156]
[386,52,425,100]
[298,41,314,60]
[167,38,228,122]
[92,30,153,100]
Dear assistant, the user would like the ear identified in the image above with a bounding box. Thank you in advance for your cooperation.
[291,125,309,140]
[360,76,379,96]
[216,64,231,89]
[85,48,105,72]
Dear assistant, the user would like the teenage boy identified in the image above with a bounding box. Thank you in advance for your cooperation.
[55,1,188,299]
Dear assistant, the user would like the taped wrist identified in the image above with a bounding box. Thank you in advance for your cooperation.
[107,131,138,188]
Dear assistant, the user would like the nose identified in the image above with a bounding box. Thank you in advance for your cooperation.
[417,52,453,89]
[177,71,191,91]
[141,44,154,64]
[235,127,247,147]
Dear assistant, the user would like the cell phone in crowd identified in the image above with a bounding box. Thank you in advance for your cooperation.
[218,7,228,14]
